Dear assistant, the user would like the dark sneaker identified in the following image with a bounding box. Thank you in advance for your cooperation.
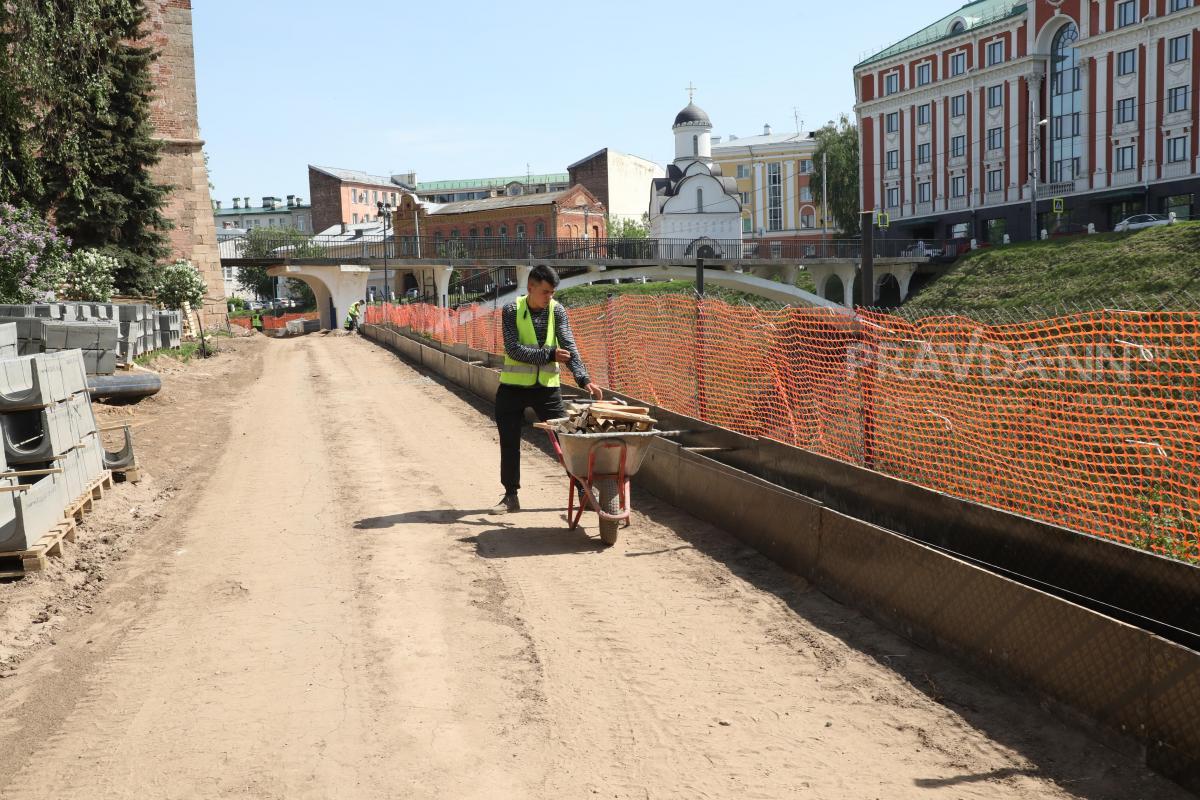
[489,494,520,514]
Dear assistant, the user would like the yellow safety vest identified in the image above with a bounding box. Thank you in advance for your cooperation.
[500,296,560,388]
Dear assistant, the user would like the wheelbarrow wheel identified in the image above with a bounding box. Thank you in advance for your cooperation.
[596,477,621,546]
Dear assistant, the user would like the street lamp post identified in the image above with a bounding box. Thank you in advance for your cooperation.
[377,201,393,302]
[1030,117,1048,241]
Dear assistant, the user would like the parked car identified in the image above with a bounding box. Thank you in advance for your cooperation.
[248,300,264,310]
[1114,213,1171,232]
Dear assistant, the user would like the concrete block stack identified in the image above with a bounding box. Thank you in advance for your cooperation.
[0,302,180,373]
[0,350,105,554]
[155,310,181,350]
[0,323,16,359]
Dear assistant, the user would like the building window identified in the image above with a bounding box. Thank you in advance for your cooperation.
[483,226,492,237]
[1117,97,1137,123]
[951,175,966,197]
[801,212,815,228]
[1167,136,1190,163]
[692,134,699,155]
[1169,85,1190,113]
[468,227,478,238]
[1117,49,1136,76]
[987,127,1003,150]
[886,149,899,171]
[1116,145,1136,171]
[696,187,704,211]
[886,187,899,208]
[951,135,966,158]
[950,51,967,76]
[1116,0,1137,27]
[352,213,358,223]
[986,40,1004,66]
[1171,0,1192,11]
[515,224,525,240]
[918,182,931,203]
[988,84,1003,108]
[800,159,813,173]
[885,72,899,95]
[951,94,965,117]
[917,103,931,125]
[917,63,931,86]
[499,225,507,239]
[886,112,899,133]
[739,191,750,205]
[536,221,545,237]
[917,142,931,164]
[1050,23,1083,184]
[742,216,752,233]
[1169,35,1190,64]
[800,187,813,201]
[736,164,750,178]
[372,190,378,204]
[767,163,783,231]
[987,169,1003,193]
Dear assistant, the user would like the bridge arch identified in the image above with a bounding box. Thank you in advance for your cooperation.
[268,264,371,330]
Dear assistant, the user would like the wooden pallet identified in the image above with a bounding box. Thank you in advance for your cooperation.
[0,471,112,578]
[66,471,114,522]
[0,518,77,577]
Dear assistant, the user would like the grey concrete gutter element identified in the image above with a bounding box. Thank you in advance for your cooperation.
[0,470,67,552]
[0,323,16,359]
[360,321,1200,795]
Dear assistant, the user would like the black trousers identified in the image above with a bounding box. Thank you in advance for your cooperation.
[495,384,565,495]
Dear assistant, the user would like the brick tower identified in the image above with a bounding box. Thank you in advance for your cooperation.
[142,0,226,326]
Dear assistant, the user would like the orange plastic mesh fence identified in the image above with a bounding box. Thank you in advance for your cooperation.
[366,299,1199,561]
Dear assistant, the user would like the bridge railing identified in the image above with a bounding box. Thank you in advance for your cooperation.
[220,233,938,263]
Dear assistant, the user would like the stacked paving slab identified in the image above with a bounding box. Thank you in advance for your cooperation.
[0,302,181,373]
[0,346,106,553]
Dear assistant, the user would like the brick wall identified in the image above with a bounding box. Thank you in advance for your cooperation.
[568,152,611,210]
[143,0,226,326]
[308,169,346,234]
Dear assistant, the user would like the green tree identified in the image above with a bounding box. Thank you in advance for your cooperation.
[605,213,650,239]
[0,1,171,294]
[809,115,861,238]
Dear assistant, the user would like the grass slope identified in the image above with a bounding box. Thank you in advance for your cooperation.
[905,222,1200,312]
[555,272,818,309]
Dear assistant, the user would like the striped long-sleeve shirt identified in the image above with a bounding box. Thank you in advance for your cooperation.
[501,300,590,387]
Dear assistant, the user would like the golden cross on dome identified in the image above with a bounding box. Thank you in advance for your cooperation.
[686,82,697,102]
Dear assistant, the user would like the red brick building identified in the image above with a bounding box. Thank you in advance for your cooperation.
[854,0,1200,243]
[393,184,606,243]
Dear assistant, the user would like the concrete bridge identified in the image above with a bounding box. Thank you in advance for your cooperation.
[227,234,933,326]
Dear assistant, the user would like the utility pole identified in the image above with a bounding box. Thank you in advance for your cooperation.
[695,256,705,296]
[860,210,874,307]
[822,150,830,239]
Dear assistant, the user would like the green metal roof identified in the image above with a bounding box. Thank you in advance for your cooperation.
[416,173,569,191]
[855,0,1026,69]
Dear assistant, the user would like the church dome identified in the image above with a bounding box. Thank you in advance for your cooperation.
[673,102,711,128]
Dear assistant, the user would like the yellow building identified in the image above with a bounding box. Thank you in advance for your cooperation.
[711,125,831,242]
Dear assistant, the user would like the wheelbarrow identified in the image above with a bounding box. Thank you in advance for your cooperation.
[535,423,662,546]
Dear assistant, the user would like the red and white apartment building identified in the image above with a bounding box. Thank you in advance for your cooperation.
[854,0,1200,243]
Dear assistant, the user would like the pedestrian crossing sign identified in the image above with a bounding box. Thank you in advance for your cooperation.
[1052,197,1064,213]
[878,212,890,229]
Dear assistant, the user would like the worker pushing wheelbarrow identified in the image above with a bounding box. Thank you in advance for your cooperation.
[536,400,662,546]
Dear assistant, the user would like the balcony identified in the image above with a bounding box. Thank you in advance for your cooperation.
[984,191,1006,206]
[1111,169,1139,187]
[1161,160,1193,180]
[1035,181,1075,200]
[948,196,970,211]
[913,202,934,217]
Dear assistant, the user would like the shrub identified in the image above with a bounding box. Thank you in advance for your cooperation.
[60,248,118,301]
[0,203,70,303]
[152,258,207,309]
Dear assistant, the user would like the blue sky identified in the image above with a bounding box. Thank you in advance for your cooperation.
[194,0,958,202]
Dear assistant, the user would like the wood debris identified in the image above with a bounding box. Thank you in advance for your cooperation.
[541,402,657,434]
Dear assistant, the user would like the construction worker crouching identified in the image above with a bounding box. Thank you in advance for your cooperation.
[491,264,603,514]
[344,299,362,332]
[251,308,264,332]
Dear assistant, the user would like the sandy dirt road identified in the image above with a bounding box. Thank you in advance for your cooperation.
[0,333,1187,799]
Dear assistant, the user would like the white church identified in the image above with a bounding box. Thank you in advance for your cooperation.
[648,96,743,257]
